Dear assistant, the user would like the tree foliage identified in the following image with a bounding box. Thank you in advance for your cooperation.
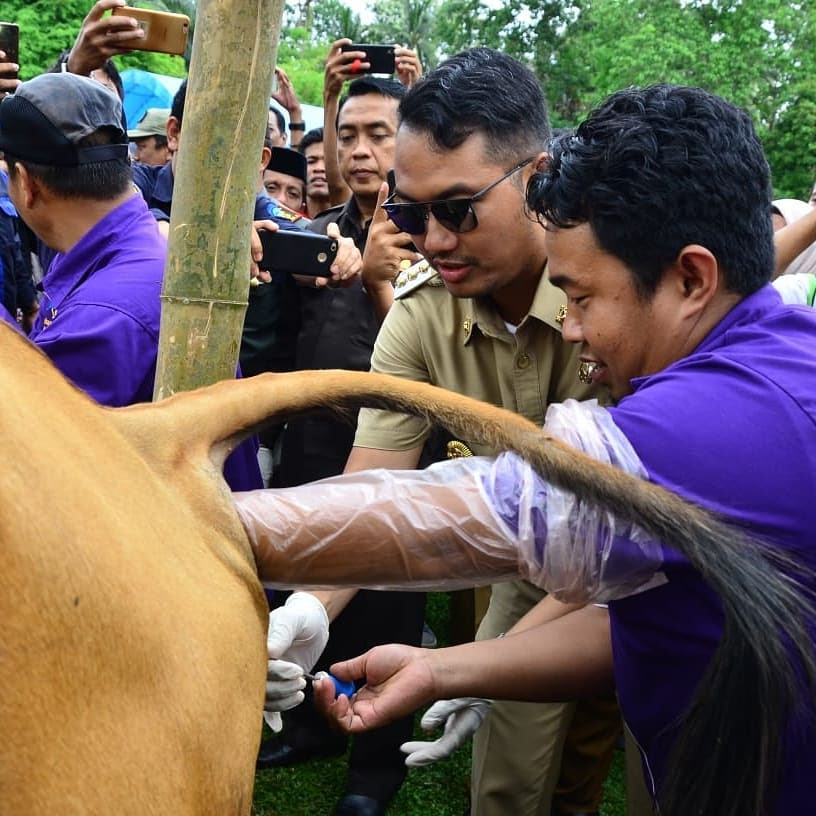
[430,0,816,196]
[2,0,188,78]
[2,0,814,195]
[549,0,816,196]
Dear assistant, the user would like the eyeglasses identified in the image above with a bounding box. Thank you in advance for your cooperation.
[382,157,534,235]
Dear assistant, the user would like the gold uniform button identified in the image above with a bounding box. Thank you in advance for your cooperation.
[446,440,474,458]
[516,353,531,369]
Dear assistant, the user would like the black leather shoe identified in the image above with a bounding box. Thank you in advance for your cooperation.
[255,734,346,769]
[552,811,600,816]
[334,793,389,816]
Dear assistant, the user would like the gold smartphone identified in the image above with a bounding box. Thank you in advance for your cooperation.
[112,7,190,56]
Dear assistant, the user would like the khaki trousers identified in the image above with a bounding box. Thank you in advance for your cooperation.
[470,579,624,816]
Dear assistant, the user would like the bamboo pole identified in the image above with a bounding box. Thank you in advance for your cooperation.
[153,0,285,400]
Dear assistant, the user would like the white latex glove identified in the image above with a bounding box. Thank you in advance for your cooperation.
[400,697,492,767]
[263,592,330,732]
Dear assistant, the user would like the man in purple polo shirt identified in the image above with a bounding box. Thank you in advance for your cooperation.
[0,72,260,491]
[235,84,816,815]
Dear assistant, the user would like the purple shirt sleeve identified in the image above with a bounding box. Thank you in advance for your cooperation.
[33,304,158,407]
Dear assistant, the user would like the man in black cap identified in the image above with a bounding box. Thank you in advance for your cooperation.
[0,72,262,489]
[263,146,307,215]
[0,72,162,406]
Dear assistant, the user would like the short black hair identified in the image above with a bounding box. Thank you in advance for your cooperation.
[337,76,405,123]
[48,53,124,102]
[398,47,550,164]
[298,127,324,155]
[98,59,124,102]
[268,106,285,135]
[171,80,187,128]
[528,84,774,298]
[6,129,132,199]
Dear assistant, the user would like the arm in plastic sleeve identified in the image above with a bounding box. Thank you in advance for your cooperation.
[236,456,521,590]
[485,399,666,602]
[235,399,664,601]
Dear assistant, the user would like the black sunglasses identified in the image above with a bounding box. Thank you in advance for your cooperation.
[382,157,534,235]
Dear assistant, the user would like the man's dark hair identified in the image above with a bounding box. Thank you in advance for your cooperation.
[338,76,406,120]
[5,128,131,199]
[48,54,124,102]
[98,59,124,102]
[398,47,550,163]
[268,106,285,135]
[529,84,774,298]
[298,126,324,155]
[171,80,187,128]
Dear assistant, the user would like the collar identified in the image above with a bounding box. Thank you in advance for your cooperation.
[627,284,775,393]
[38,194,148,326]
[461,269,568,345]
[148,162,175,216]
[335,196,370,248]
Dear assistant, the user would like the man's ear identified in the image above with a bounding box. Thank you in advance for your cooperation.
[259,145,271,175]
[671,244,720,315]
[14,163,39,210]
[532,150,549,174]
[166,116,181,153]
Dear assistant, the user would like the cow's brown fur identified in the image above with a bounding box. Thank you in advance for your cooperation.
[2,321,813,815]
[1,326,267,815]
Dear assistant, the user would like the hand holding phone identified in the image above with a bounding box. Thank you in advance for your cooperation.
[258,229,339,277]
[0,22,19,82]
[340,43,396,76]
[111,7,189,56]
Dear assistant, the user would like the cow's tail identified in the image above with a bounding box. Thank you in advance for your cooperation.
[129,369,816,816]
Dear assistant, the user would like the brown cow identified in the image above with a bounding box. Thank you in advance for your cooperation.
[1,323,267,815]
[2,320,813,815]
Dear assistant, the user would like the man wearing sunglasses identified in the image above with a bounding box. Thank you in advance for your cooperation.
[263,48,631,816]
[353,48,628,816]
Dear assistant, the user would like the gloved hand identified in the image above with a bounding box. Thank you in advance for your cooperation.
[400,697,492,767]
[263,592,330,732]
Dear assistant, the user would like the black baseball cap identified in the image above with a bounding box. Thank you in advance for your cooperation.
[0,73,128,166]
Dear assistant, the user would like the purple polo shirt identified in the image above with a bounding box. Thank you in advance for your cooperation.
[607,284,816,809]
[30,193,164,407]
[486,284,816,810]
[29,193,261,491]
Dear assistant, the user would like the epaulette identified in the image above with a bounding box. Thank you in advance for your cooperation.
[393,258,442,299]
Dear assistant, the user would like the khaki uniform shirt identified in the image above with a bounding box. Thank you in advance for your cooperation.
[354,271,599,455]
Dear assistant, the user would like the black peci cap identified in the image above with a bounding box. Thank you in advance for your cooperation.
[266,146,307,184]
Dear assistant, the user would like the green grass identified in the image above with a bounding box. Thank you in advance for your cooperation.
[253,593,627,816]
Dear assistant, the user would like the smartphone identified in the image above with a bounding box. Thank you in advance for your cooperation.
[340,43,396,75]
[0,22,19,80]
[385,169,418,253]
[258,229,338,276]
[112,7,190,56]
